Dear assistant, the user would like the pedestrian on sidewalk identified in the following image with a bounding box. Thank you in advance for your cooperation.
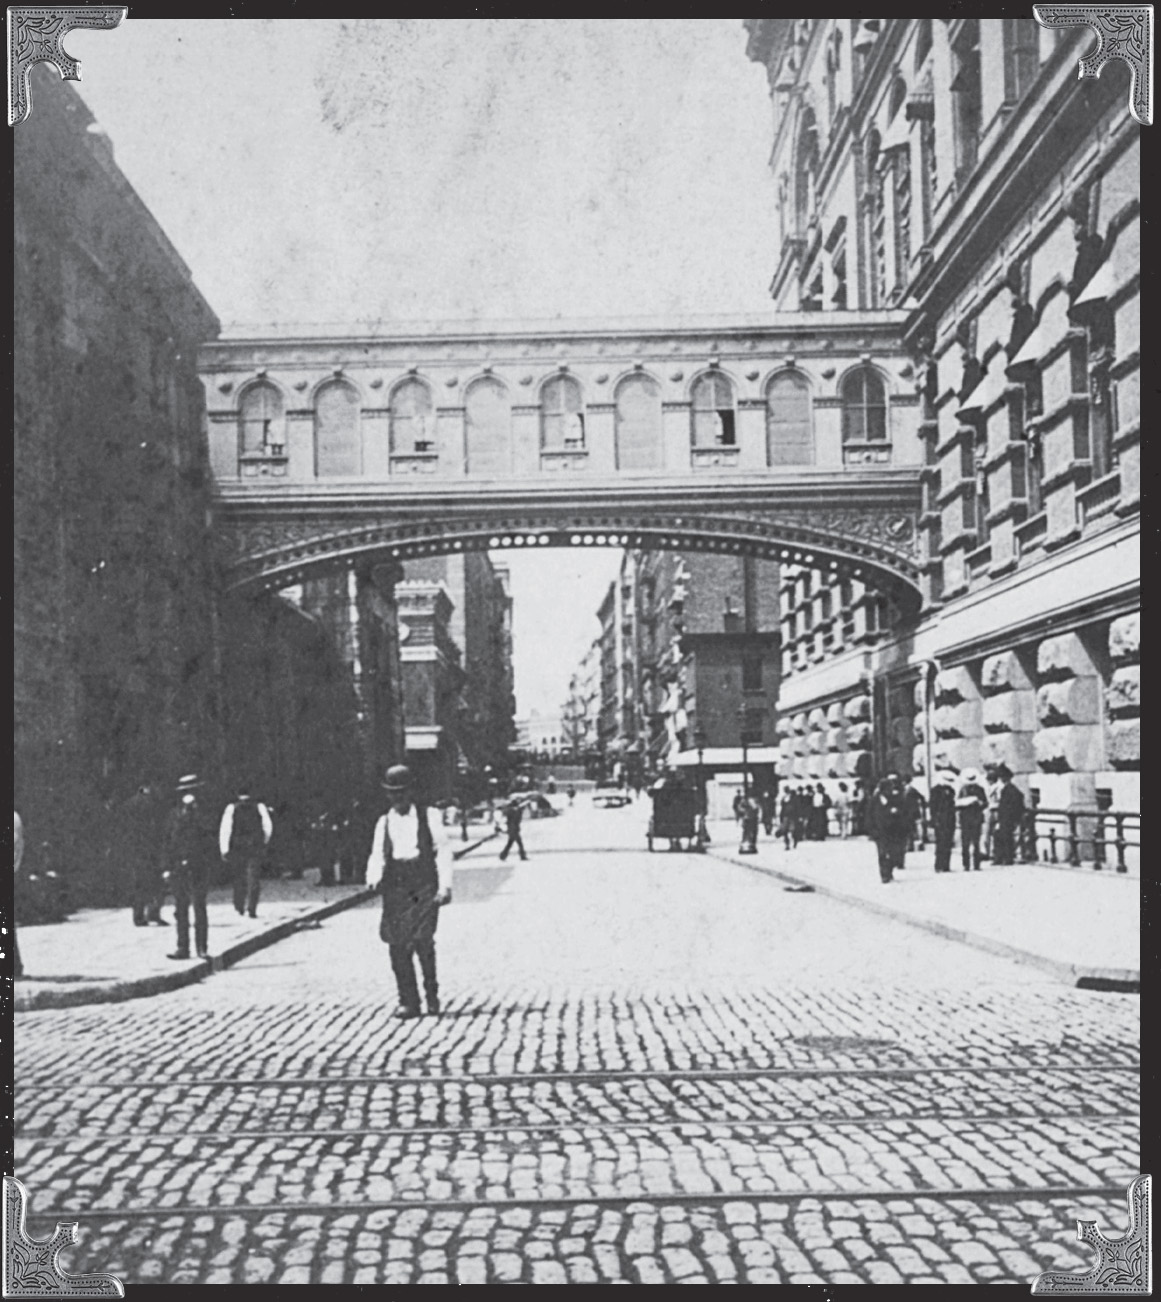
[809,784,832,840]
[868,773,909,884]
[499,797,528,862]
[567,785,576,807]
[124,780,167,927]
[161,774,214,960]
[929,770,957,873]
[956,769,989,872]
[834,783,852,838]
[366,765,451,1019]
[759,787,776,838]
[13,810,25,978]
[982,765,1002,861]
[904,781,928,852]
[992,766,1026,865]
[219,787,273,918]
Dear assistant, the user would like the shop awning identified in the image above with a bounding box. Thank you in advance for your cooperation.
[671,747,781,767]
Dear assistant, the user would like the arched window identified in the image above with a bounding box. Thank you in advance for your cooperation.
[541,375,585,452]
[841,368,888,444]
[766,371,814,465]
[390,378,434,456]
[614,373,662,470]
[239,381,284,458]
[464,377,511,476]
[690,372,736,450]
[314,380,361,477]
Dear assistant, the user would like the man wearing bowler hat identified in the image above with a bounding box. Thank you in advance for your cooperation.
[161,773,214,960]
[366,765,452,1019]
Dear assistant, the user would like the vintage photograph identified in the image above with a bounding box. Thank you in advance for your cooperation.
[11,15,1141,1288]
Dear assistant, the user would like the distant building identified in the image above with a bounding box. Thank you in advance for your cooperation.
[515,711,567,757]
[585,550,781,789]
[395,580,464,801]
[562,641,601,756]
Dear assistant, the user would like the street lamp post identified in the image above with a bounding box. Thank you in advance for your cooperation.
[693,722,709,851]
[736,705,759,855]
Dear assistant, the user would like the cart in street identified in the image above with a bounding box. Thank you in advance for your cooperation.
[646,779,699,851]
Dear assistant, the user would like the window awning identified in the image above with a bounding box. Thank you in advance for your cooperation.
[1073,219,1139,305]
[879,111,910,154]
[671,747,781,767]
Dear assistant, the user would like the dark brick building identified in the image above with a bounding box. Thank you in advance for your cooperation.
[14,68,222,909]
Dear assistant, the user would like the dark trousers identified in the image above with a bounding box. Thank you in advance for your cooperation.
[499,829,526,861]
[389,938,438,1012]
[172,858,209,956]
[992,820,1018,865]
[960,815,983,870]
[231,853,263,915]
[877,837,906,882]
[131,858,164,925]
[933,828,954,873]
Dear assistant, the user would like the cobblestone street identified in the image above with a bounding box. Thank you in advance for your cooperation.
[14,804,1139,1285]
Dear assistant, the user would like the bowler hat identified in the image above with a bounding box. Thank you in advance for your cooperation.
[383,764,414,792]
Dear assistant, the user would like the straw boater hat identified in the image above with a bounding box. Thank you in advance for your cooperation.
[383,764,414,792]
[961,769,981,784]
[176,773,203,793]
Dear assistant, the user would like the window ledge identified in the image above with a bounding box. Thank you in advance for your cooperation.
[692,447,740,469]
[843,443,892,466]
[1077,470,1121,525]
[390,453,440,475]
[240,454,289,479]
[540,449,589,472]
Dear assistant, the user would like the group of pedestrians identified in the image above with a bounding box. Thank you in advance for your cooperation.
[130,774,276,960]
[871,764,1027,883]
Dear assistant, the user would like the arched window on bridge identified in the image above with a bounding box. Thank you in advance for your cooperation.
[541,375,585,454]
[614,373,662,470]
[390,378,435,457]
[690,372,736,455]
[239,381,285,459]
[314,379,362,477]
[765,370,813,465]
[841,367,889,463]
[465,376,512,476]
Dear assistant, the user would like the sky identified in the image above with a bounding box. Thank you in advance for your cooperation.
[64,19,776,712]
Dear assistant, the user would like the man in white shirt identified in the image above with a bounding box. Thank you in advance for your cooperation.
[219,788,274,919]
[366,765,452,1019]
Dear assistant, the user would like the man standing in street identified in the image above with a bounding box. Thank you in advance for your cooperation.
[219,786,273,918]
[125,780,167,928]
[991,766,1026,865]
[904,781,928,853]
[956,769,989,872]
[868,773,910,884]
[162,773,214,960]
[499,796,529,862]
[366,765,452,1019]
[929,770,958,873]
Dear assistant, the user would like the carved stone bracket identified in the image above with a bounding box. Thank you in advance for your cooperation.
[8,7,127,126]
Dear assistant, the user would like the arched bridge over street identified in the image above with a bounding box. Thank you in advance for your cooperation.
[213,470,924,610]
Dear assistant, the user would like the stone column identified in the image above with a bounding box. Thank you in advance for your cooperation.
[932,665,982,774]
[980,650,1037,779]
[1034,631,1103,809]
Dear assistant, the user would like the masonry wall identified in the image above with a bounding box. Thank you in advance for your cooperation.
[14,68,222,909]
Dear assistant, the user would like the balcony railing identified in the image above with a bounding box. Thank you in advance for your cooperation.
[390,452,440,475]
[240,452,288,478]
[540,447,589,472]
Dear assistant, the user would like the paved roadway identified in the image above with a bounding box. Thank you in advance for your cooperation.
[14,800,1140,1285]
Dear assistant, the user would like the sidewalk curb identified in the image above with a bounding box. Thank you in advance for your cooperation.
[14,887,377,1014]
[708,847,1140,990]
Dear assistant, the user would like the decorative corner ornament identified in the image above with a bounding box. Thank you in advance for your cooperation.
[2,1177,124,1296]
[8,7,127,126]
[1034,5,1153,124]
[1031,1174,1152,1294]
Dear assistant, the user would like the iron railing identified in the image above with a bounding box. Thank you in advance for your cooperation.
[1026,806,1140,873]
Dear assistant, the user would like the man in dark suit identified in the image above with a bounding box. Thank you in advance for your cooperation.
[124,780,167,927]
[992,766,1026,865]
[161,773,215,960]
[868,773,910,884]
[929,770,958,873]
[498,797,529,862]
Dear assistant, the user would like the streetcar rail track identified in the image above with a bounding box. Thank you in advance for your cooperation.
[15,1062,1138,1091]
[15,1109,1140,1141]
[23,1182,1134,1222]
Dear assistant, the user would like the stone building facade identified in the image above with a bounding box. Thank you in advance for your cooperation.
[14,68,222,907]
[745,18,1140,840]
